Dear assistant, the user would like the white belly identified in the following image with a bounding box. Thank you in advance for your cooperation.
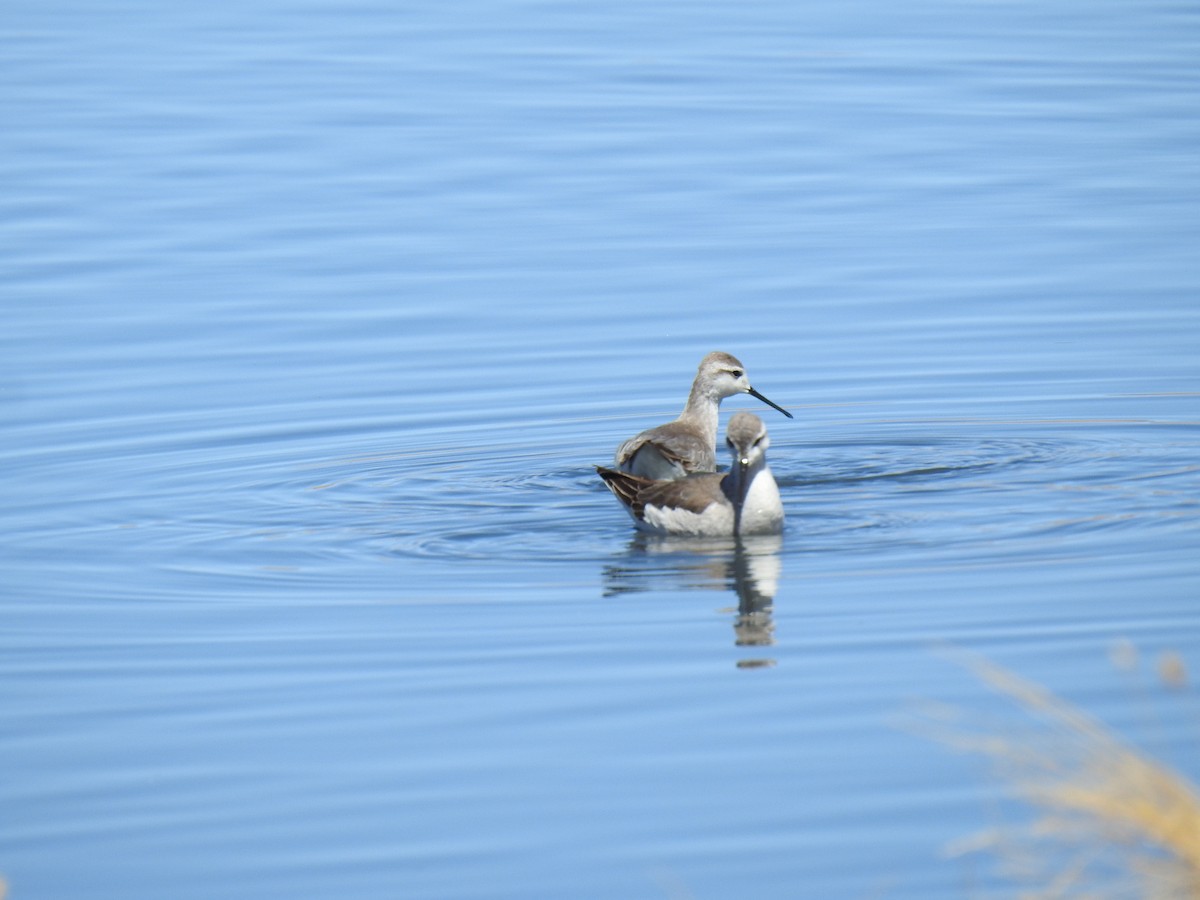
[639,502,736,537]
[735,470,784,535]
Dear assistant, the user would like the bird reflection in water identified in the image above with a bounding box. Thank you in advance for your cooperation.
[601,533,784,669]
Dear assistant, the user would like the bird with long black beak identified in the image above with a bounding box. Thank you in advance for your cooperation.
[598,412,784,537]
[613,351,792,481]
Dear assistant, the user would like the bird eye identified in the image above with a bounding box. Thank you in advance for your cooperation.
[730,369,743,379]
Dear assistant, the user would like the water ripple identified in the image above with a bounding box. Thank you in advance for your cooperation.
[269,424,1200,568]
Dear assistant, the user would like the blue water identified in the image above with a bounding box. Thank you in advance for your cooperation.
[3,1,1199,897]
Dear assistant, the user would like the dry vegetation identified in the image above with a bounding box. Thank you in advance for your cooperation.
[920,647,1200,898]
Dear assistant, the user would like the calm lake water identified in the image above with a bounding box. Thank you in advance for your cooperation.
[3,1,1199,898]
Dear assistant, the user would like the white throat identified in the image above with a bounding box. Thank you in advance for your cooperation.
[733,462,784,535]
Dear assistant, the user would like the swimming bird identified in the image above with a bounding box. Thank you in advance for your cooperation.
[598,411,784,537]
[614,351,792,480]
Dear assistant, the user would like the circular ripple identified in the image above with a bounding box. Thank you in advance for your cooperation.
[254,423,1200,567]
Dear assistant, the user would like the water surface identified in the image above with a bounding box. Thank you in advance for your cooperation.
[3,1,1199,897]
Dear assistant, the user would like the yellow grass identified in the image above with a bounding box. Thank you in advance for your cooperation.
[920,649,1200,899]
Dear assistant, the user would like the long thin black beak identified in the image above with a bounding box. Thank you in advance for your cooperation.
[732,455,752,534]
[735,456,753,504]
[747,387,793,419]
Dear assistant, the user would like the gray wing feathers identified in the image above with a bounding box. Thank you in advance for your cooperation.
[597,466,726,521]
[614,422,716,479]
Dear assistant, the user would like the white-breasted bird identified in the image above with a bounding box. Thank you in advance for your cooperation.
[598,411,784,537]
